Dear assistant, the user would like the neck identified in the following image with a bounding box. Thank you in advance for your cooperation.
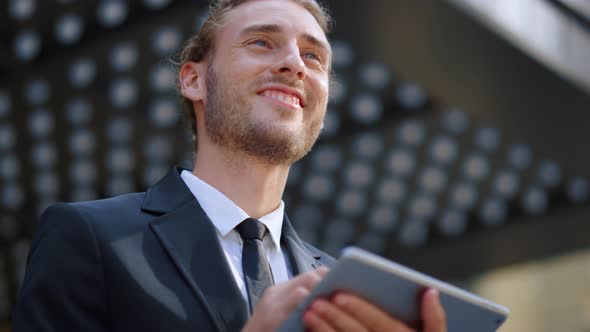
[193,141,290,219]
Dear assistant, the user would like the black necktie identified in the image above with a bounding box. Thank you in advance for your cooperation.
[236,218,274,313]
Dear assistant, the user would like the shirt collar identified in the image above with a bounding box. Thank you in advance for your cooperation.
[180,170,284,248]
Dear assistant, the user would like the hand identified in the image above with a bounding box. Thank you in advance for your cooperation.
[242,267,329,332]
[303,288,447,332]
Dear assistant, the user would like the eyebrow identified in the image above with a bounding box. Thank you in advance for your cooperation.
[240,24,282,36]
[239,24,331,55]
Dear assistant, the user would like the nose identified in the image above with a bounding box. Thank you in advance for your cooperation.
[272,44,306,80]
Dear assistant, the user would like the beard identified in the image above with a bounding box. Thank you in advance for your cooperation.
[204,63,325,166]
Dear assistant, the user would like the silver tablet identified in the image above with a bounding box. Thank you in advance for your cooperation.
[279,247,509,332]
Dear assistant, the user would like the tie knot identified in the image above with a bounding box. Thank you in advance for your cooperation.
[236,218,267,241]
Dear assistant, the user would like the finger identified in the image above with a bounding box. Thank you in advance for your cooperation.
[281,286,311,313]
[332,293,414,332]
[308,299,368,332]
[268,267,328,313]
[315,266,330,276]
[284,267,328,291]
[422,289,447,332]
[303,310,338,332]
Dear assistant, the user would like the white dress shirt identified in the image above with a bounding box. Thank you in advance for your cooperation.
[180,170,292,305]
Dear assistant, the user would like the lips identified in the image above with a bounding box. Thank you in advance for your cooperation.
[257,86,305,108]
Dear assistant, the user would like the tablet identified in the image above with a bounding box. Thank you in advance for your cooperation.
[279,247,509,332]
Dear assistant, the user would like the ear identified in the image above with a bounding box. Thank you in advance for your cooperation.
[179,61,208,105]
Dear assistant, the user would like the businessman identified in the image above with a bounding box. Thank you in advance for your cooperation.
[13,0,447,331]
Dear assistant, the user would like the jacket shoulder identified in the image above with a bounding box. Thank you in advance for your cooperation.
[67,192,146,216]
[31,193,145,249]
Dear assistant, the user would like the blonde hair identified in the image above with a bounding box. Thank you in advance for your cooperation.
[177,0,333,147]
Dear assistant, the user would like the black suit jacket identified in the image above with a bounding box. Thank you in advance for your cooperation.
[12,167,334,331]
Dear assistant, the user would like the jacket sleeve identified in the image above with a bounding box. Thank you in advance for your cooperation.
[12,203,110,332]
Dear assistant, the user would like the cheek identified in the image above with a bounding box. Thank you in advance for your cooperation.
[228,51,271,76]
[231,63,271,95]
[308,74,330,104]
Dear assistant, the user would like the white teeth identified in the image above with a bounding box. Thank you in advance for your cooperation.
[262,90,301,107]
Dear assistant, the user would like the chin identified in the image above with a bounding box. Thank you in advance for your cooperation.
[263,120,303,134]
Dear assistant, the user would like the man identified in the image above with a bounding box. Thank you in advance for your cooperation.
[13,0,447,331]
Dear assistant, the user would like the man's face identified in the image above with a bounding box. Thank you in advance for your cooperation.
[203,0,331,165]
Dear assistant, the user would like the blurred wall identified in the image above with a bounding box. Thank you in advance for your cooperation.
[473,246,590,332]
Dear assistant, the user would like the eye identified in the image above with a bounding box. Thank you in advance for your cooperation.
[251,39,269,47]
[303,52,318,59]
[302,52,322,63]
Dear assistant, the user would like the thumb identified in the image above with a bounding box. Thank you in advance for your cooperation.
[422,288,447,332]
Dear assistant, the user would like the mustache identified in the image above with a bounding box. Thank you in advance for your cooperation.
[255,76,305,93]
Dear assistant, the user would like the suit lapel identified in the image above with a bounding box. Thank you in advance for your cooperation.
[281,214,323,274]
[143,168,249,332]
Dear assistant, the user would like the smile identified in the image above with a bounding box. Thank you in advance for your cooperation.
[259,90,303,108]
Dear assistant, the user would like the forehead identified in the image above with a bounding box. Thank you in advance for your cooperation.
[220,0,329,46]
